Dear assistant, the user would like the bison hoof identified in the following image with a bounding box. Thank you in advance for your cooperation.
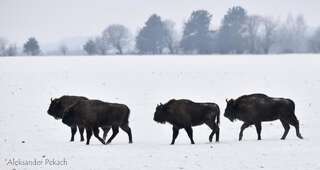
[280,137,285,140]
[129,141,133,144]
[297,134,303,139]
[80,139,84,142]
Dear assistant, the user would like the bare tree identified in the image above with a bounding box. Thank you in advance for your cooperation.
[163,20,180,54]
[6,44,18,56]
[294,15,308,52]
[309,27,320,53]
[59,44,68,55]
[276,14,307,53]
[246,15,263,53]
[95,37,108,55]
[0,37,8,56]
[102,24,131,54]
[260,17,278,54]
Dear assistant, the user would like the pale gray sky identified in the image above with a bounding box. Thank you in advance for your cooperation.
[1,0,319,45]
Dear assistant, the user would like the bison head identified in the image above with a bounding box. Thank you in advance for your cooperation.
[153,103,168,124]
[47,98,64,119]
[224,99,237,122]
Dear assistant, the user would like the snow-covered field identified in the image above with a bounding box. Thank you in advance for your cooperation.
[0,55,319,170]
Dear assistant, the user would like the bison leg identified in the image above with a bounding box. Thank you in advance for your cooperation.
[85,128,93,145]
[93,127,106,145]
[214,123,220,142]
[185,127,195,144]
[171,126,179,145]
[205,121,215,142]
[294,124,303,139]
[239,122,251,141]
[120,124,133,143]
[209,132,214,142]
[254,122,262,140]
[106,126,119,144]
[280,119,290,140]
[288,116,303,139]
[70,126,77,142]
[102,126,111,141]
[206,121,219,142]
[78,126,85,142]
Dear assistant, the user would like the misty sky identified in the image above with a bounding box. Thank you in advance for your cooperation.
[1,0,320,45]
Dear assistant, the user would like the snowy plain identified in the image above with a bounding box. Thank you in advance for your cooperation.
[0,54,319,170]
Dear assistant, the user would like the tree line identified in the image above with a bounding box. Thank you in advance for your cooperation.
[1,6,320,56]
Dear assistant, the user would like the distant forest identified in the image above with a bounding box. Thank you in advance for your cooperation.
[1,6,320,56]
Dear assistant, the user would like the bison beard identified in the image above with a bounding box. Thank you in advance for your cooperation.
[224,93,303,141]
[154,99,220,145]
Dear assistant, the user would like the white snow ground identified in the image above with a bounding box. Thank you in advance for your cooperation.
[0,54,319,170]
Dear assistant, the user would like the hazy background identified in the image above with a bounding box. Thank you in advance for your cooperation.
[1,0,320,45]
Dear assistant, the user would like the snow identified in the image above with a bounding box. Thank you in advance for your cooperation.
[0,54,319,170]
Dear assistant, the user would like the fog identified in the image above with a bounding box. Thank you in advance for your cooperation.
[1,0,320,44]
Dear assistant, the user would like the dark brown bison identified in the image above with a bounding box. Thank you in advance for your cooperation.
[62,99,132,145]
[224,93,303,141]
[47,95,88,142]
[154,99,220,145]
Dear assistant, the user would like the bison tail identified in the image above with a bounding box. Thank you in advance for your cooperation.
[124,106,130,124]
[213,104,220,126]
[290,100,295,112]
[216,109,220,126]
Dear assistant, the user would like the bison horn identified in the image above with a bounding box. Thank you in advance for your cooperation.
[50,98,53,102]
[226,99,228,103]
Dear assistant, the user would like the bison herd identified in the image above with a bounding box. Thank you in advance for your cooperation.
[47,93,303,145]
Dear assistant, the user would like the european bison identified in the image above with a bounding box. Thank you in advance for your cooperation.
[224,93,303,141]
[62,99,133,145]
[153,99,220,145]
[47,95,88,142]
